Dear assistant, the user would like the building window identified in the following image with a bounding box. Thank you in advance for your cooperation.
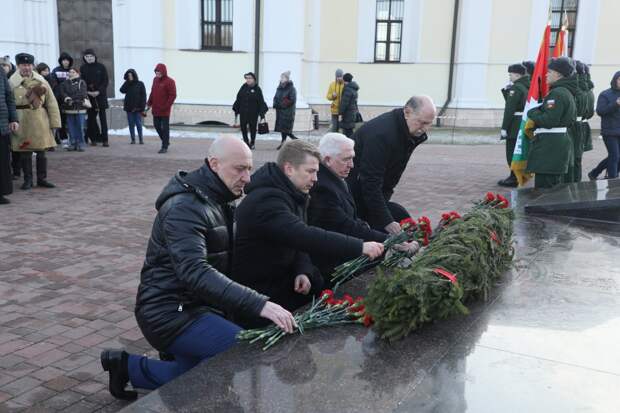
[202,0,233,50]
[550,0,578,57]
[374,0,404,62]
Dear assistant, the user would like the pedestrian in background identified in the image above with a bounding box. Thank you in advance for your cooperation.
[273,70,298,150]
[339,73,359,138]
[326,69,345,132]
[147,63,176,154]
[120,69,146,145]
[591,71,620,180]
[0,64,18,204]
[233,72,268,150]
[80,49,109,147]
[51,52,73,148]
[59,67,88,151]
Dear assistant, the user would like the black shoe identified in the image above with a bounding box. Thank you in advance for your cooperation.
[250,144,256,150]
[37,180,56,188]
[276,144,283,150]
[103,142,109,147]
[21,180,32,190]
[158,148,167,154]
[67,146,76,152]
[588,171,597,181]
[100,350,138,401]
[90,142,98,146]
[48,147,56,152]
[139,140,144,145]
[130,140,136,145]
[0,196,10,205]
[497,176,518,188]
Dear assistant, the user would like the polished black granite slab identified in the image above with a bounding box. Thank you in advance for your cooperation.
[520,178,620,223]
[121,213,620,412]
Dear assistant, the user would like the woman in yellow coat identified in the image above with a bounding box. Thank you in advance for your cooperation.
[9,53,60,190]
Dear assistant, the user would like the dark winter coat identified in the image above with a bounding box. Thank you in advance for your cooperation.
[339,81,359,130]
[232,83,268,120]
[565,74,587,160]
[79,52,109,109]
[59,77,89,114]
[147,63,176,117]
[308,163,387,276]
[232,163,363,324]
[51,52,73,102]
[346,108,427,229]
[596,71,620,137]
[273,81,296,133]
[0,68,17,136]
[527,76,577,175]
[501,75,530,140]
[120,69,147,113]
[135,163,268,351]
[581,74,595,152]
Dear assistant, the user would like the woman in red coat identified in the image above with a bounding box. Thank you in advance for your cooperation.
[147,63,176,154]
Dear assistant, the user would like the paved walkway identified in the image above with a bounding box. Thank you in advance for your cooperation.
[0,132,607,412]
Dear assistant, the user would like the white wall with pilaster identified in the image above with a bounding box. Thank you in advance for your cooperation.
[0,0,59,70]
[260,0,307,107]
[573,0,600,65]
[527,0,550,59]
[451,0,493,108]
[112,0,165,99]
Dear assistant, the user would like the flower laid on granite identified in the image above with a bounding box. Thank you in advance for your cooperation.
[382,217,433,268]
[237,290,371,350]
[365,195,515,341]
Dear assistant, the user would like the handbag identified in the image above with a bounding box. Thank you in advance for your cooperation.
[258,120,269,135]
[83,98,92,109]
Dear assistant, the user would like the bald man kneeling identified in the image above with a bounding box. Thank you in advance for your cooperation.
[100,136,296,400]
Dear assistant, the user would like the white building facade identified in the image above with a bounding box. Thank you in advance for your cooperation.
[0,0,615,129]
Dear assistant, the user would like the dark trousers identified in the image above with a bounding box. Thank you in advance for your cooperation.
[20,151,48,183]
[0,134,12,196]
[505,138,516,166]
[127,313,240,390]
[280,132,298,142]
[240,115,258,146]
[535,173,562,189]
[11,150,20,177]
[602,135,620,179]
[342,128,354,138]
[86,108,108,144]
[127,112,143,141]
[153,116,170,149]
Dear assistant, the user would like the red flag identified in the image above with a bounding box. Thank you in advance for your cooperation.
[552,12,568,57]
[511,22,551,186]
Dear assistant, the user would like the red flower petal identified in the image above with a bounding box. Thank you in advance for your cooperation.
[485,192,495,202]
[363,313,374,327]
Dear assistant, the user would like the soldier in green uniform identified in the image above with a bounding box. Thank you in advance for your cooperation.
[525,57,577,189]
[577,61,595,154]
[498,63,530,187]
[563,61,586,183]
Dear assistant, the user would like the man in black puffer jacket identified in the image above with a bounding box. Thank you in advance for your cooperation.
[232,140,384,328]
[100,137,296,400]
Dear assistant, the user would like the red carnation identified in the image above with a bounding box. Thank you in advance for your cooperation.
[489,231,501,245]
[321,289,334,300]
[496,194,509,209]
[399,217,416,229]
[485,192,495,202]
[450,211,461,219]
[441,212,451,221]
[343,294,354,305]
[362,313,374,327]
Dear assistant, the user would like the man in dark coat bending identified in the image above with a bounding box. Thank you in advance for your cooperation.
[232,140,384,327]
[347,96,436,234]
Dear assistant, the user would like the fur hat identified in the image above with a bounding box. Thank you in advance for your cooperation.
[522,61,535,76]
[15,53,35,65]
[508,64,526,75]
[548,57,575,78]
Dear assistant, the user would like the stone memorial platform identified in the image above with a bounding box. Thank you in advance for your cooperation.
[120,180,620,413]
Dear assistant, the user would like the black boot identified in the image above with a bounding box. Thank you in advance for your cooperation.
[497,171,518,188]
[20,154,33,190]
[35,152,54,188]
[100,350,138,400]
[0,196,10,205]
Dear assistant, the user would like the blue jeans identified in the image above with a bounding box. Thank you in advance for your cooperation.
[603,135,620,178]
[66,113,86,149]
[127,111,143,140]
[127,313,241,390]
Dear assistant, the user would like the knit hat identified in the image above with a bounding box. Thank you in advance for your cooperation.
[281,70,291,80]
[244,72,256,81]
[508,63,526,75]
[0,56,10,66]
[548,57,575,78]
[15,53,35,65]
[335,68,344,78]
[522,61,535,76]
[343,73,353,82]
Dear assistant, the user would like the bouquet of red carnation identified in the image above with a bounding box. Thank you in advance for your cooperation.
[478,192,510,209]
[330,221,416,291]
[430,211,462,239]
[237,290,372,350]
[382,216,433,268]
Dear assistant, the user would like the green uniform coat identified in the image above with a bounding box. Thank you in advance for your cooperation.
[9,71,60,152]
[500,75,530,165]
[581,74,595,152]
[526,77,577,175]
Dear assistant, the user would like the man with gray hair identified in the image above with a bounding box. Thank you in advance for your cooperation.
[347,96,436,233]
[309,133,419,278]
